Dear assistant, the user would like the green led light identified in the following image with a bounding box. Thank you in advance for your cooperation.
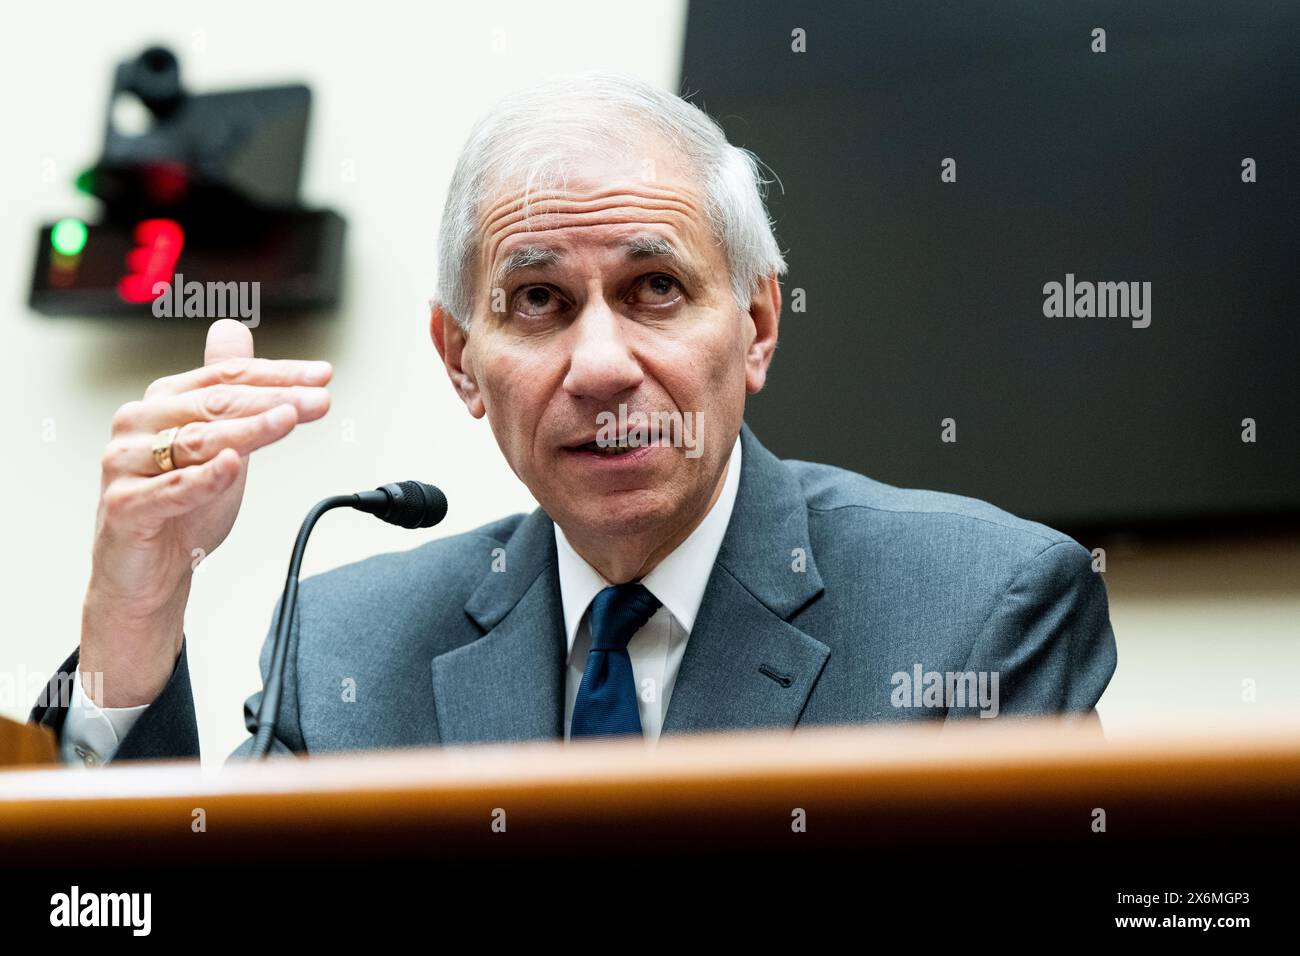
[51,218,88,257]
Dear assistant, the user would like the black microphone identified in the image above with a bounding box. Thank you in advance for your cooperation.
[249,481,448,759]
[351,480,448,529]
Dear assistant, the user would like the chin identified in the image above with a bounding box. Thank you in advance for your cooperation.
[559,487,680,538]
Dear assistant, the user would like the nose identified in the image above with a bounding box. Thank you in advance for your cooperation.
[561,298,644,402]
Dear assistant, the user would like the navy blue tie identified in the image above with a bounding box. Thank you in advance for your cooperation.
[570,583,661,739]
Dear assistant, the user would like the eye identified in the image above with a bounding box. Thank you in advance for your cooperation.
[513,285,564,318]
[630,273,683,306]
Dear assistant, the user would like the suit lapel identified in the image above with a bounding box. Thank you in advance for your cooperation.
[661,423,830,736]
[430,508,566,745]
[430,422,830,744]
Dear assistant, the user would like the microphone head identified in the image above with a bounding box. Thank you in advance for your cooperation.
[375,481,448,529]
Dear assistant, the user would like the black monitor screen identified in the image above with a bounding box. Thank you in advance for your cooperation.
[681,0,1299,533]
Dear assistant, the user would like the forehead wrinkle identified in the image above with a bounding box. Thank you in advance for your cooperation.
[479,182,698,231]
[480,193,699,245]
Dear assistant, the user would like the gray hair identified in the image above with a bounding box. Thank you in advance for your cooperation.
[434,72,787,330]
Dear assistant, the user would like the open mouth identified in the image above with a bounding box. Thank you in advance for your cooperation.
[573,439,644,456]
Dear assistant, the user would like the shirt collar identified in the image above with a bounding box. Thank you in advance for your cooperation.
[552,433,743,655]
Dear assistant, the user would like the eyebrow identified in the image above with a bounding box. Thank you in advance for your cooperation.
[491,235,704,289]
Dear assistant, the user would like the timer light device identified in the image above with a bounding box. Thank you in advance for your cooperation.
[29,46,345,318]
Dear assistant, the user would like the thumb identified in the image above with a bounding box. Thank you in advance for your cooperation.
[204,318,254,366]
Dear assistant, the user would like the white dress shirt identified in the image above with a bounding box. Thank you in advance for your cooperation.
[60,674,149,768]
[61,435,742,763]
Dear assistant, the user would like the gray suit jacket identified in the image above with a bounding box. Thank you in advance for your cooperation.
[32,422,1117,761]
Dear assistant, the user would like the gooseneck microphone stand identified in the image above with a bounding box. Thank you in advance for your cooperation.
[249,481,447,758]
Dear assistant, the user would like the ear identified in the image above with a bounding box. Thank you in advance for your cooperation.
[743,272,781,394]
[429,302,485,418]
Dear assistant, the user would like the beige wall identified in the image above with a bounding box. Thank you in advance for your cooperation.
[3,0,1295,765]
[1095,533,1300,729]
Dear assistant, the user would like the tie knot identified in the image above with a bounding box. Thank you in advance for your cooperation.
[589,583,661,651]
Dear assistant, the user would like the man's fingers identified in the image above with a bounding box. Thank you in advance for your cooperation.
[104,404,301,477]
[114,384,330,434]
[149,447,243,521]
[105,448,243,525]
[168,404,300,473]
[204,319,254,367]
[143,357,332,399]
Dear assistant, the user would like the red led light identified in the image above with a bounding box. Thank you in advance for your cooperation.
[117,219,185,304]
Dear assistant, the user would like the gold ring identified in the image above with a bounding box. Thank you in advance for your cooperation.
[152,426,182,472]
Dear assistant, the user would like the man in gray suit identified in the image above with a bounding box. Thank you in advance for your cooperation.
[32,73,1116,764]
